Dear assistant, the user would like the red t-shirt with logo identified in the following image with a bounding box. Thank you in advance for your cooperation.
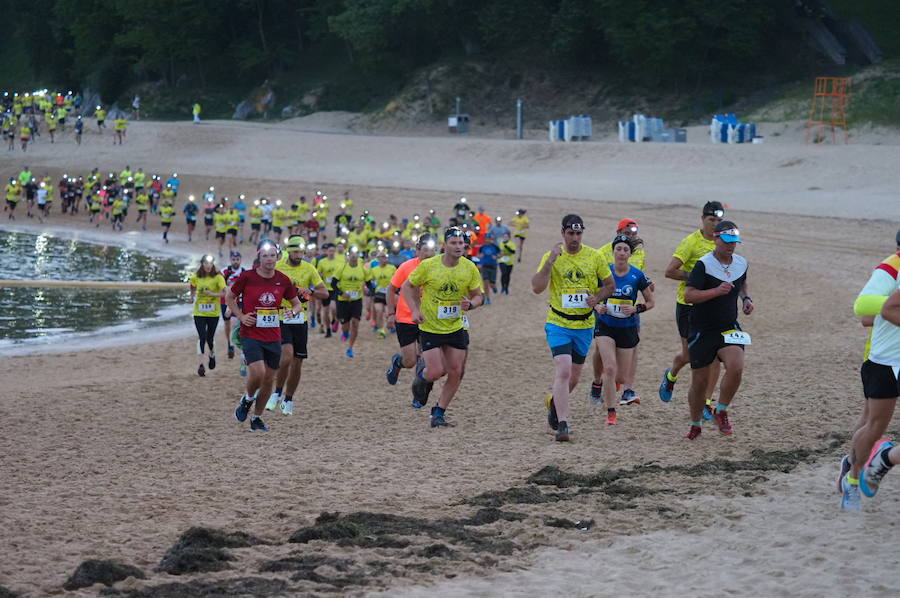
[231,269,298,342]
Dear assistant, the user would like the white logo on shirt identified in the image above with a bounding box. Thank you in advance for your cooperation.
[259,291,277,306]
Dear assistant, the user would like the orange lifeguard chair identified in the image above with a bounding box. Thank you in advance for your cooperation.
[806,77,851,144]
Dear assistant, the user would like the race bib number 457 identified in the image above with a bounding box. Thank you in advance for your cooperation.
[256,308,279,328]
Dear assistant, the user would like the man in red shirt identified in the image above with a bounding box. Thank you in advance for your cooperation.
[226,241,303,431]
[385,233,437,393]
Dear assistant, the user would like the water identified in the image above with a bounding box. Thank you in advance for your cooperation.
[0,230,195,351]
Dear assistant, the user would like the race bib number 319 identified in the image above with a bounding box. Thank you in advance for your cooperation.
[438,302,460,319]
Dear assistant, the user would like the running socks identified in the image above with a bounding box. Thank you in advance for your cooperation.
[846,475,860,486]
[667,371,677,383]
[691,420,702,427]
[275,387,283,395]
[716,403,729,413]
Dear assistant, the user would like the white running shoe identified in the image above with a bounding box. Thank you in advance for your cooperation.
[280,399,293,415]
[264,392,281,411]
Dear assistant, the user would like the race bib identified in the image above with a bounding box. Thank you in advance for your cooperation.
[347,290,360,300]
[722,330,751,345]
[606,297,633,319]
[197,303,216,313]
[499,255,511,264]
[462,314,470,330]
[282,309,306,325]
[376,287,387,294]
[438,301,461,319]
[326,276,334,283]
[561,290,589,309]
[256,308,279,328]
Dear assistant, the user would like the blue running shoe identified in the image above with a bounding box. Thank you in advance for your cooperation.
[346,348,354,358]
[659,369,675,402]
[555,421,570,442]
[702,402,714,421]
[386,353,402,385]
[411,400,425,409]
[861,440,894,498]
[234,395,253,422]
[250,416,269,431]
[836,455,850,493]
[430,406,454,428]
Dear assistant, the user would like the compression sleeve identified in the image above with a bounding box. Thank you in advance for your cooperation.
[854,268,896,316]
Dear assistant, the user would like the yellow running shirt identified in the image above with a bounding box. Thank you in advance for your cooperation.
[276,259,323,322]
[334,262,368,301]
[672,230,716,305]
[316,256,342,290]
[512,215,529,237]
[537,245,612,330]
[190,273,226,317]
[160,205,175,223]
[369,263,397,294]
[408,255,482,335]
[213,212,228,233]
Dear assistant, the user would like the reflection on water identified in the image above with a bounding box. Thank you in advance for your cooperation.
[0,231,193,343]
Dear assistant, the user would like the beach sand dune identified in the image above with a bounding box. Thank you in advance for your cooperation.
[0,118,898,597]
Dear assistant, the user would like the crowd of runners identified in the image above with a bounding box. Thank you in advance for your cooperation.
[2,90,129,151]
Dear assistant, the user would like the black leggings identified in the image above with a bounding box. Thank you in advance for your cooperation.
[194,316,219,353]
[500,263,513,292]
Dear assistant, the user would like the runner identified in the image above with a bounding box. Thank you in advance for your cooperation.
[213,204,228,257]
[228,241,303,432]
[316,243,342,338]
[839,248,900,510]
[134,189,150,230]
[368,251,397,338]
[402,227,484,427]
[385,234,438,389]
[333,246,368,358]
[683,221,753,440]
[512,209,530,263]
[4,178,20,220]
[498,232,516,294]
[203,188,216,240]
[659,201,725,421]
[477,237,500,305]
[188,255,226,376]
[265,236,328,415]
[591,217,649,405]
[113,115,127,144]
[532,214,614,442]
[248,199,263,245]
[221,251,249,360]
[183,195,199,241]
[159,199,175,243]
[591,235,654,425]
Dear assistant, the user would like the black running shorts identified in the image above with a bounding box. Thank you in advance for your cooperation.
[280,322,309,359]
[676,303,692,339]
[395,322,420,348]
[336,298,363,323]
[241,337,281,369]
[420,329,469,352]
[594,320,639,349]
[688,327,743,370]
[861,360,900,399]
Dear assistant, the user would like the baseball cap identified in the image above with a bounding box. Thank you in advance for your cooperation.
[617,218,638,232]
[229,250,241,258]
[703,201,725,218]
[714,220,741,243]
[562,214,585,231]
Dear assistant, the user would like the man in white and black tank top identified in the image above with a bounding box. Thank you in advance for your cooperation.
[683,220,754,440]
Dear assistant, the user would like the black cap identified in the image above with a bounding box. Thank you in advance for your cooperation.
[703,201,725,217]
[611,234,633,251]
[562,214,584,231]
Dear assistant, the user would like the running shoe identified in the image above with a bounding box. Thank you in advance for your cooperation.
[485,297,492,305]
[378,327,386,339]
[713,410,733,435]
[197,364,205,377]
[411,399,425,409]
[605,410,617,425]
[250,416,269,432]
[280,399,293,416]
[836,455,851,493]
[341,331,349,341]
[234,396,253,422]
[545,393,558,431]
[325,330,332,338]
[658,369,675,402]
[386,353,402,385]
[310,317,316,329]
[860,440,895,498]
[265,392,281,411]
[208,355,217,370]
[702,406,714,421]
[686,424,702,440]
[430,407,453,428]
[331,320,339,333]
[840,476,861,511]
[589,381,603,406]
[492,286,498,293]
[619,389,640,405]
[411,362,429,407]
[228,346,235,359]
[555,421,570,442]
[346,348,354,358]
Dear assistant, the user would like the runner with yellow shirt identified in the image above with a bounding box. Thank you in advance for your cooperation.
[189,256,227,376]
[512,209,530,263]
[265,236,329,415]
[135,191,150,230]
[248,200,264,245]
[5,178,21,220]
[659,201,724,419]
[333,247,369,358]
[159,200,175,243]
[369,252,397,338]
[213,206,229,257]
[532,214,615,442]
[316,244,343,338]
[111,197,126,231]
[403,227,484,428]
[271,200,287,236]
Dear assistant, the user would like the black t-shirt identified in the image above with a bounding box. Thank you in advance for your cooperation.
[686,252,747,333]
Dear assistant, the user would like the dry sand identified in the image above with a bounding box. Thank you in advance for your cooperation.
[1,116,899,597]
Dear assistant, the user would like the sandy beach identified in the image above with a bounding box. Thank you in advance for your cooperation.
[1,117,898,597]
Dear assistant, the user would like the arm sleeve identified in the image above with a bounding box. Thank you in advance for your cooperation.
[686,260,706,289]
[854,269,896,316]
